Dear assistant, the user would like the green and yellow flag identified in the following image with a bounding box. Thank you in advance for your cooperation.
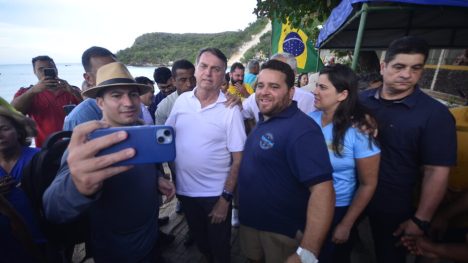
[271,19,323,73]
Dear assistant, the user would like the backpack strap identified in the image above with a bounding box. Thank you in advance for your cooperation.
[43,131,72,149]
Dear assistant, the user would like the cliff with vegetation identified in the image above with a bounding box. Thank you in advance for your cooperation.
[117,18,270,66]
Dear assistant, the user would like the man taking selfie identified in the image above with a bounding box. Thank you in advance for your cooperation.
[11,55,82,146]
[43,62,175,262]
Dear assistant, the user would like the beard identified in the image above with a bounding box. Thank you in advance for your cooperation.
[231,79,243,85]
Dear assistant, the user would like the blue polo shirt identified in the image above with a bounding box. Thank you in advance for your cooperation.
[238,101,333,238]
[360,87,456,214]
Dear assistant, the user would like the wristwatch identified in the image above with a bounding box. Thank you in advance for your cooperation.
[296,247,318,263]
[221,189,233,202]
[411,216,431,235]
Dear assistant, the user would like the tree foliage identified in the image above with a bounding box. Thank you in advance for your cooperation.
[254,0,381,73]
[254,0,340,41]
[116,18,269,66]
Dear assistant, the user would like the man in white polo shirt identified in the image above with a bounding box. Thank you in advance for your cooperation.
[242,52,316,122]
[165,48,246,263]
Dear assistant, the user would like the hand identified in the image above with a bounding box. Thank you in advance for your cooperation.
[0,175,16,195]
[234,82,249,98]
[58,79,83,100]
[354,113,378,138]
[430,214,448,240]
[57,79,72,92]
[224,92,242,109]
[393,219,424,247]
[208,197,229,224]
[31,78,58,94]
[285,253,301,263]
[68,121,135,196]
[401,235,439,258]
[158,177,175,202]
[332,223,351,244]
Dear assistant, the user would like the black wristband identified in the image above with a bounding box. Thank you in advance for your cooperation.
[411,216,430,234]
[221,189,233,202]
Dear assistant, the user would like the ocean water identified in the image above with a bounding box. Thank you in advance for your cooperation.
[0,63,158,103]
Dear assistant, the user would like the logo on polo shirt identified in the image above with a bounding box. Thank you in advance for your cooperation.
[259,133,274,150]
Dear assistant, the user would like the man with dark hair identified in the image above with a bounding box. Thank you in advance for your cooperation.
[148,67,176,121]
[360,36,457,263]
[43,62,175,262]
[63,46,117,131]
[135,76,154,87]
[135,76,155,124]
[81,46,117,87]
[227,62,253,98]
[244,59,260,87]
[12,55,82,146]
[166,48,246,263]
[242,53,315,123]
[238,59,334,263]
[155,59,195,125]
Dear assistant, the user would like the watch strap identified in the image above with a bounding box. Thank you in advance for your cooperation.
[221,189,233,202]
[411,216,430,234]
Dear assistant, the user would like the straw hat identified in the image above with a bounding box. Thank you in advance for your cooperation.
[0,106,37,146]
[82,62,152,98]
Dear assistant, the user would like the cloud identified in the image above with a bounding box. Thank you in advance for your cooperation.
[0,0,258,64]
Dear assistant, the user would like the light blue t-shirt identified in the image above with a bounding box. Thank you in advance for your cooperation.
[244,72,257,87]
[63,98,102,131]
[309,111,380,207]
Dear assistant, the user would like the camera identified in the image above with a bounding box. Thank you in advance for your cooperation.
[156,128,173,144]
[43,68,57,79]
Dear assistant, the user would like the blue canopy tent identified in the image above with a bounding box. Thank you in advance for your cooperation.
[316,0,468,69]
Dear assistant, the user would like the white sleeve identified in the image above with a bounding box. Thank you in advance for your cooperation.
[227,106,246,152]
[295,88,316,114]
[155,99,168,125]
[241,93,258,121]
[165,98,179,127]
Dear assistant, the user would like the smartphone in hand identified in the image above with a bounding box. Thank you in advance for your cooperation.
[43,68,57,79]
[88,125,176,165]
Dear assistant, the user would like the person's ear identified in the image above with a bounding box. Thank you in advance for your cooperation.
[337,90,348,102]
[83,73,95,87]
[380,62,386,75]
[96,97,104,110]
[288,87,295,100]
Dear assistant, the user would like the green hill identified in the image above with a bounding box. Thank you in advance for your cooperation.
[117,18,269,66]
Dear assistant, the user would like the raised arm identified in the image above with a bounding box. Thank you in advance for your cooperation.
[43,121,136,223]
[11,81,51,113]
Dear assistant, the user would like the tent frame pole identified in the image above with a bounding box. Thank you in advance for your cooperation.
[351,3,369,70]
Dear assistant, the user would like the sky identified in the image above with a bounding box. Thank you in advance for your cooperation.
[0,0,259,64]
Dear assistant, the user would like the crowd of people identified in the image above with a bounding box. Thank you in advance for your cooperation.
[0,35,467,263]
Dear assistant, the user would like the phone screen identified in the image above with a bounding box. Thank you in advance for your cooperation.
[43,68,57,79]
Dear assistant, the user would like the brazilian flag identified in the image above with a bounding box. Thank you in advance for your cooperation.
[271,19,323,73]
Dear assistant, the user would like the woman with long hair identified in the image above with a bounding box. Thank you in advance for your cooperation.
[309,64,380,263]
[297,72,309,87]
